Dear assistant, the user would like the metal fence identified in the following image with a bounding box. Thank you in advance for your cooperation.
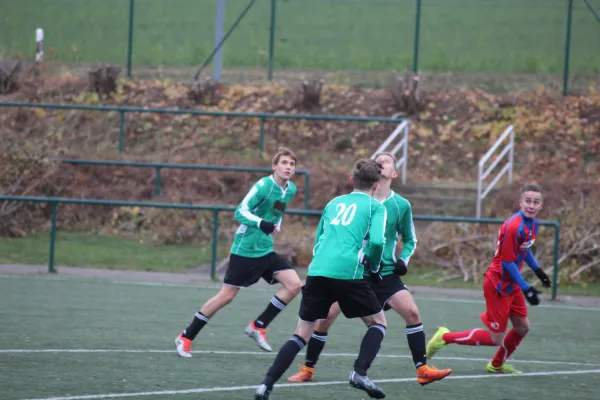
[2,0,599,93]
[0,101,402,157]
[0,195,562,300]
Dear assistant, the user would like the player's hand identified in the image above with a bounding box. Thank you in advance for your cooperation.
[259,220,276,235]
[534,269,551,288]
[523,286,541,306]
[393,259,407,276]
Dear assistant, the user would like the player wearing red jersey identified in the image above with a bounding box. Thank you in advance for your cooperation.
[426,184,551,374]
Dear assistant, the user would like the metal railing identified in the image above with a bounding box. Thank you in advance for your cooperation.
[0,195,561,300]
[371,120,410,185]
[476,125,515,218]
[0,101,403,157]
[61,159,311,211]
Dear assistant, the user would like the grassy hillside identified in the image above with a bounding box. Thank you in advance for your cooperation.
[1,0,600,75]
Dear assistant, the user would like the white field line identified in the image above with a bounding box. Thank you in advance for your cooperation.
[1,274,599,312]
[1,348,598,367]
[20,369,600,400]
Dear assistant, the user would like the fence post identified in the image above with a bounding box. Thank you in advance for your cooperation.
[211,210,219,281]
[126,0,135,77]
[118,110,125,157]
[412,0,422,73]
[259,117,265,156]
[48,201,58,273]
[268,0,277,80]
[154,167,162,197]
[551,222,561,300]
[562,0,574,96]
[213,0,225,81]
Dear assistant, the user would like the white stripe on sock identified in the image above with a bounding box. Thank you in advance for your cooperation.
[406,325,423,335]
[270,296,286,310]
[369,324,387,336]
[311,334,328,342]
[195,313,209,322]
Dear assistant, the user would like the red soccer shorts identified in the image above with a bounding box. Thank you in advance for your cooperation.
[480,277,528,333]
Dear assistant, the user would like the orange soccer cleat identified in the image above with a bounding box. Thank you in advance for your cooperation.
[287,365,315,382]
[417,364,452,386]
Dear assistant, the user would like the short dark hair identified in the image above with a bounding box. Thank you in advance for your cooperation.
[352,159,382,190]
[521,183,543,195]
[272,147,297,165]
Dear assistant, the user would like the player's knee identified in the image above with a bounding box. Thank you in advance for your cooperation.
[514,323,530,337]
[403,305,421,325]
[218,288,238,305]
[490,332,504,346]
[286,279,302,296]
[317,318,335,332]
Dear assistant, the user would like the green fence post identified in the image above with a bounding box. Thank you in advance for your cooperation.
[552,222,561,300]
[48,201,58,273]
[302,173,310,227]
[412,0,422,73]
[268,0,277,80]
[562,0,574,96]
[259,117,265,156]
[118,110,125,157]
[211,210,219,281]
[127,0,135,77]
[154,167,162,197]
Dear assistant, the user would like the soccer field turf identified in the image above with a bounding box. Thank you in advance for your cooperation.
[1,0,600,74]
[1,274,598,400]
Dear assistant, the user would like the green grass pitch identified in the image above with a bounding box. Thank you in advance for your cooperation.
[1,274,598,400]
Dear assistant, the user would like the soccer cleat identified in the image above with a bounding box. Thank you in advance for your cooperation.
[485,362,523,374]
[348,371,386,399]
[287,365,315,382]
[174,334,192,358]
[254,384,271,400]
[417,364,453,386]
[426,327,450,360]
[245,321,272,352]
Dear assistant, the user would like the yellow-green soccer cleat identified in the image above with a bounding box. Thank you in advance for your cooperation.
[485,362,523,374]
[426,327,450,360]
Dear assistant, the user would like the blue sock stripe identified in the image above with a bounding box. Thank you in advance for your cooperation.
[290,336,306,349]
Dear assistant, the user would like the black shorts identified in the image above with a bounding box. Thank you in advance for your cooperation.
[223,252,292,287]
[299,276,382,322]
[368,274,408,311]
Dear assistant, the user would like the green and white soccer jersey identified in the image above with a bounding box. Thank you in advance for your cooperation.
[308,191,387,280]
[230,175,297,258]
[378,191,417,276]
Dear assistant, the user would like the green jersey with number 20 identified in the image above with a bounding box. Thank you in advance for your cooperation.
[230,175,297,258]
[308,191,387,280]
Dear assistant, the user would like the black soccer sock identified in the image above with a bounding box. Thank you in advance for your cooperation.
[353,324,386,376]
[254,295,287,328]
[406,323,427,367]
[262,334,306,389]
[181,312,209,340]
[305,331,328,368]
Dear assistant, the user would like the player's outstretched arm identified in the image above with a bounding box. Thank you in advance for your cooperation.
[234,181,274,234]
[525,252,551,288]
[365,203,387,273]
[395,201,417,276]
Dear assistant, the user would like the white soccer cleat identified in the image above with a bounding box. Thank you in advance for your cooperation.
[174,334,193,358]
[245,321,272,352]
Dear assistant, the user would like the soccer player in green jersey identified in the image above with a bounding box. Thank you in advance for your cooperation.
[287,152,452,386]
[255,159,389,400]
[175,147,303,357]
